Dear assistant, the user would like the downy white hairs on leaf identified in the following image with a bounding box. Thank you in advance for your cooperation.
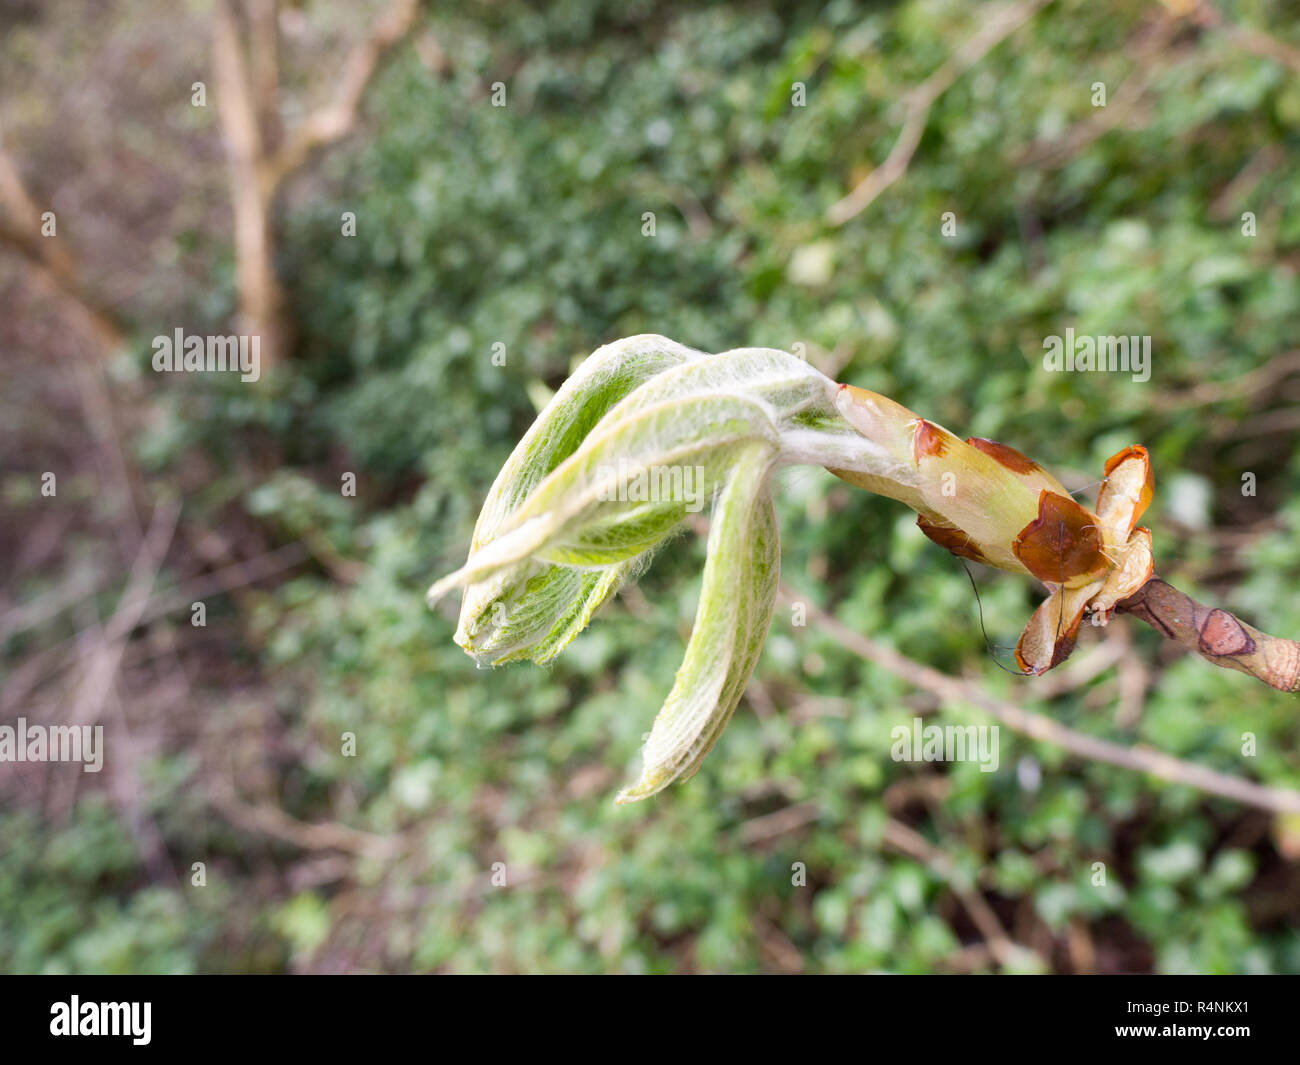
[427,335,902,801]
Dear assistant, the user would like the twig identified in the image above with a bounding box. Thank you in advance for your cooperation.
[1150,349,1300,411]
[65,347,146,560]
[1024,637,1128,698]
[1,541,312,712]
[0,139,127,353]
[104,686,180,887]
[937,942,1001,971]
[263,0,421,188]
[882,817,1038,970]
[751,911,805,973]
[785,585,1300,813]
[1191,1,1300,74]
[210,787,399,858]
[1015,13,1182,171]
[151,541,311,621]
[826,0,1054,226]
[1117,576,1300,693]
[739,800,822,843]
[69,501,180,727]
[1209,143,1285,222]
[0,567,104,644]
[1115,635,1149,730]
[1226,405,1300,440]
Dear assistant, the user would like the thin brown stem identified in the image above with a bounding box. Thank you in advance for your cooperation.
[265,0,420,188]
[826,0,1054,226]
[882,817,1037,970]
[0,140,127,353]
[785,586,1300,813]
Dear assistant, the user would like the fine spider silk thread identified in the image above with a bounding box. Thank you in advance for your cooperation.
[962,561,1031,676]
[962,517,1071,677]
[962,473,1104,675]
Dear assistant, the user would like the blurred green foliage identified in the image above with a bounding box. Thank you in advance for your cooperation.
[5,0,1300,973]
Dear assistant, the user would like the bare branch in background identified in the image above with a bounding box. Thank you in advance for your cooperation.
[0,138,126,353]
[246,0,283,152]
[69,501,181,728]
[212,0,289,372]
[265,0,422,187]
[783,586,1300,814]
[1149,348,1300,412]
[211,0,422,373]
[210,786,400,858]
[882,817,1041,971]
[1189,0,1300,74]
[1015,13,1183,171]
[826,0,1054,226]
[0,139,148,551]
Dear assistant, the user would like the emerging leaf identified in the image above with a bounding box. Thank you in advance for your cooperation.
[430,336,912,799]
[431,336,1159,798]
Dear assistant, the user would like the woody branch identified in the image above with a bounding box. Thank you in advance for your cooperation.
[211,0,421,374]
[1118,577,1300,693]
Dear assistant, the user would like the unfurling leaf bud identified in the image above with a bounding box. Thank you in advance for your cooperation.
[429,336,901,799]
[430,336,1158,799]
